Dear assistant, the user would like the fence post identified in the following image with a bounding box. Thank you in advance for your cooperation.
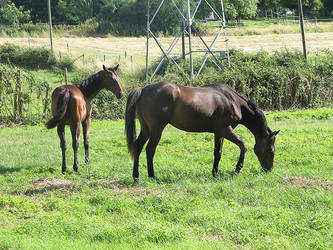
[17,70,23,118]
[83,54,85,64]
[14,72,18,120]
[43,83,50,118]
[65,68,68,85]
[131,56,133,71]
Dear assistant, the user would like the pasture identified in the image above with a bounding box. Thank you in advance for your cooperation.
[0,108,332,249]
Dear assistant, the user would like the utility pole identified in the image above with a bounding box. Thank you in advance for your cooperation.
[47,0,54,53]
[298,0,307,59]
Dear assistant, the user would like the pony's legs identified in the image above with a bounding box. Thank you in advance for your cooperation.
[222,126,247,173]
[132,129,149,180]
[57,125,67,173]
[82,119,91,163]
[212,135,224,177]
[146,127,164,178]
[70,123,81,172]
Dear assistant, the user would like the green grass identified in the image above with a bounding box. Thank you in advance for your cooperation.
[0,108,332,249]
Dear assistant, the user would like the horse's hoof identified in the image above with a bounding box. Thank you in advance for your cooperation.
[231,170,239,177]
[133,177,139,183]
[85,157,90,163]
[61,167,66,173]
[73,166,78,172]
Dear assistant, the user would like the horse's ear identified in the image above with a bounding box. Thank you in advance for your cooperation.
[103,65,107,71]
[271,130,280,137]
[113,64,119,72]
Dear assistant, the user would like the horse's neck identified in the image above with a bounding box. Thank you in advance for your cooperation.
[241,106,271,140]
[77,72,103,100]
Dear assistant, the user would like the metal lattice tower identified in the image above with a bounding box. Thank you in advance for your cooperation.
[145,0,230,82]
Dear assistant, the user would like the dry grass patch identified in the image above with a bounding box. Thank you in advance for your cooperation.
[284,176,333,192]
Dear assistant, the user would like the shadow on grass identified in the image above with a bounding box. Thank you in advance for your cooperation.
[0,165,21,174]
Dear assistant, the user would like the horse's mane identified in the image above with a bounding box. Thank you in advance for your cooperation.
[219,84,272,134]
[75,71,101,97]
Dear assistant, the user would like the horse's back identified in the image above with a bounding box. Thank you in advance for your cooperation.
[137,82,243,132]
[51,85,89,124]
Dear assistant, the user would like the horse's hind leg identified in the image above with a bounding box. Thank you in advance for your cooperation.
[132,129,149,180]
[222,126,246,174]
[212,135,224,177]
[57,125,67,173]
[146,126,165,178]
[70,123,81,172]
[82,118,91,163]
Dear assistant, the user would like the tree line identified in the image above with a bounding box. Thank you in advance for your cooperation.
[0,0,332,35]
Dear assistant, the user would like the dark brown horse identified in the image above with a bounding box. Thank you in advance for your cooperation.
[46,65,123,173]
[125,82,279,180]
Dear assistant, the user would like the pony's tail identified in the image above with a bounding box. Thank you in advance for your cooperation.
[125,87,142,158]
[46,87,70,129]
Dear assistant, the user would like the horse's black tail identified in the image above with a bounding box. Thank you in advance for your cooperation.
[125,87,142,158]
[46,87,70,129]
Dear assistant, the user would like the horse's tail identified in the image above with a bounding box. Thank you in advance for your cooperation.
[125,87,142,158]
[46,87,70,129]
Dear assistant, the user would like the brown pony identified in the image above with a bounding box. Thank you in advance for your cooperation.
[125,82,279,180]
[46,65,123,173]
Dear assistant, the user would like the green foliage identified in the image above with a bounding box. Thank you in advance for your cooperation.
[0,2,30,25]
[151,49,333,110]
[0,43,56,69]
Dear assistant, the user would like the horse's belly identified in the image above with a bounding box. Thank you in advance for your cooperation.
[170,114,214,132]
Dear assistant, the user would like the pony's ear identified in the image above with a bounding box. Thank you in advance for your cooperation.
[113,64,119,72]
[103,65,107,71]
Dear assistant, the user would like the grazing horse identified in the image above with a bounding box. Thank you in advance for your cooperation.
[46,65,123,173]
[125,82,279,180]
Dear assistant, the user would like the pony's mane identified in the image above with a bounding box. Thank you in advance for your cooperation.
[75,71,101,97]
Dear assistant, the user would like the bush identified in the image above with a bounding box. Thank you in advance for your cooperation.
[0,43,74,71]
[148,49,333,110]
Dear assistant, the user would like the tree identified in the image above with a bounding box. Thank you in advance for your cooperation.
[223,0,259,23]
[0,2,31,24]
[280,0,323,16]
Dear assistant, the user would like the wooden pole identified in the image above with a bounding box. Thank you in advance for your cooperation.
[298,0,307,60]
[47,0,54,53]
[65,68,68,85]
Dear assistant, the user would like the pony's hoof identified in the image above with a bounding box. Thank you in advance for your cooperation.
[61,167,66,173]
[85,157,90,163]
[73,166,78,172]
[133,177,139,183]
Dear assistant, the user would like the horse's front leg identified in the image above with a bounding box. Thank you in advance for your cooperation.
[82,118,91,163]
[212,135,224,177]
[222,126,247,174]
[70,123,81,172]
[57,125,67,173]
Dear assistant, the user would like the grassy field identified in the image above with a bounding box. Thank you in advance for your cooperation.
[0,108,332,249]
[0,32,332,69]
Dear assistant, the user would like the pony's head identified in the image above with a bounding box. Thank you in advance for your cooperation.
[254,130,280,172]
[102,64,123,99]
